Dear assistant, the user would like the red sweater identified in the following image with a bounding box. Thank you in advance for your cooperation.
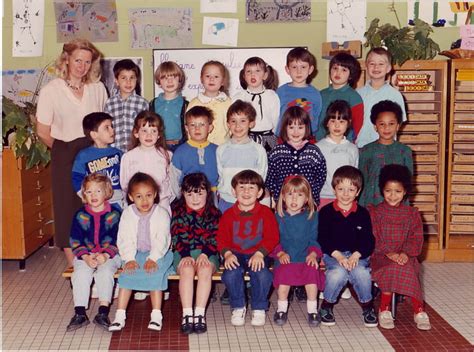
[217,202,279,256]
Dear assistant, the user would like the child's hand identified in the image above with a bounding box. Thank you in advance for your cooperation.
[397,252,408,266]
[95,253,109,265]
[347,252,361,271]
[196,253,211,267]
[144,259,158,273]
[305,252,319,268]
[249,251,265,272]
[224,251,239,270]
[332,251,350,270]
[386,252,400,263]
[123,260,139,274]
[178,256,195,270]
[278,251,290,265]
[83,254,98,269]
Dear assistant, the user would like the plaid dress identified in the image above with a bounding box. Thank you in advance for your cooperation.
[369,202,424,301]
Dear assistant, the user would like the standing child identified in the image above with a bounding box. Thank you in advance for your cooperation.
[217,170,279,327]
[315,52,363,142]
[276,47,322,137]
[150,61,189,151]
[187,60,232,145]
[67,173,122,332]
[171,173,221,334]
[317,166,378,328]
[272,175,324,327]
[369,164,431,330]
[233,57,280,152]
[358,100,413,207]
[109,172,173,332]
[104,59,148,153]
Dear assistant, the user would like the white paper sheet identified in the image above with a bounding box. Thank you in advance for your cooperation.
[202,16,239,47]
[12,0,45,57]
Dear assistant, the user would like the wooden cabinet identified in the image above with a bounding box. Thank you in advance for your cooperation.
[445,59,474,262]
[2,149,55,270]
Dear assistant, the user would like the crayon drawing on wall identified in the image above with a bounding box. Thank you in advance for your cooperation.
[12,0,45,57]
[326,0,366,42]
[407,0,474,27]
[246,0,311,23]
[202,17,239,47]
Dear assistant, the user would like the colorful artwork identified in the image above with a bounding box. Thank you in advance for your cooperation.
[54,0,118,42]
[407,0,474,27]
[327,0,366,42]
[12,0,45,57]
[100,57,144,97]
[202,17,239,47]
[246,0,311,23]
[128,8,193,49]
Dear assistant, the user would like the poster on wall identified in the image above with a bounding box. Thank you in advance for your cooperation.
[54,0,118,42]
[407,0,473,27]
[202,17,239,47]
[200,0,237,13]
[100,57,144,97]
[326,0,366,42]
[12,0,45,57]
[128,8,193,49]
[246,0,311,23]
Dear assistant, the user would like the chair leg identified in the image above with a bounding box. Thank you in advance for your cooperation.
[391,293,397,319]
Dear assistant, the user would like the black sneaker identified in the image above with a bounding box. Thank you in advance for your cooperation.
[294,286,307,302]
[308,313,321,327]
[220,288,230,305]
[273,311,288,326]
[362,307,379,327]
[181,315,194,334]
[318,307,336,326]
[66,314,90,332]
[93,313,110,331]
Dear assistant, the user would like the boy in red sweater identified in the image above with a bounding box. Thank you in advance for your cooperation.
[217,170,279,327]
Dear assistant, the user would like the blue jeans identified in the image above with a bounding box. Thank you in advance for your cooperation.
[221,253,273,310]
[323,252,372,304]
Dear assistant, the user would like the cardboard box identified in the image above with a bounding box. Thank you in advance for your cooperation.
[414,184,437,193]
[415,174,437,183]
[399,134,439,143]
[455,92,474,100]
[403,92,436,100]
[452,174,474,183]
[414,154,438,163]
[451,205,474,213]
[415,164,438,173]
[408,113,439,122]
[407,144,439,152]
[451,184,474,193]
[454,124,474,133]
[451,194,474,203]
[454,113,474,122]
[453,164,474,172]
[401,124,439,132]
[414,203,437,212]
[455,102,474,111]
[451,215,474,223]
[407,102,437,110]
[411,194,437,202]
[453,154,474,162]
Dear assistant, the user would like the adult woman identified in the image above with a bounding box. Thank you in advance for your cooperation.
[36,39,107,267]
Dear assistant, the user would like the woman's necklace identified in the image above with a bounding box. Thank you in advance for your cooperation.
[66,80,84,91]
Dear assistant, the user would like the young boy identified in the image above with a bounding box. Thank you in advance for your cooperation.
[358,100,413,207]
[317,165,378,328]
[356,47,407,148]
[217,170,279,327]
[216,100,268,213]
[315,52,364,142]
[72,112,123,207]
[150,61,189,151]
[276,47,322,137]
[104,59,148,153]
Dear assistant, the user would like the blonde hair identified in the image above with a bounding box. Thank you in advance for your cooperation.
[81,173,114,203]
[154,61,186,91]
[277,175,315,219]
[55,38,103,83]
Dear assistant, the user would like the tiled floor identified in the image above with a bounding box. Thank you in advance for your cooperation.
[2,245,474,351]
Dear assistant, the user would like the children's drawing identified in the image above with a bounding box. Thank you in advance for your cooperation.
[100,57,144,97]
[12,0,45,57]
[327,0,366,42]
[54,0,118,42]
[202,17,239,46]
[408,0,474,27]
[246,0,311,23]
[128,8,193,49]
[200,0,237,13]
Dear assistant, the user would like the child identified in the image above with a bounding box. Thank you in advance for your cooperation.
[120,111,174,213]
[316,100,359,209]
[272,175,324,327]
[356,47,407,148]
[317,166,378,328]
[187,60,232,145]
[217,170,279,327]
[109,172,173,332]
[72,112,123,207]
[171,173,221,334]
[358,100,413,207]
[369,164,431,330]
[150,61,189,151]
[67,173,122,332]
[233,57,280,152]
[216,100,268,212]
[315,52,363,142]
[104,59,148,153]
[266,105,326,206]
[276,47,322,137]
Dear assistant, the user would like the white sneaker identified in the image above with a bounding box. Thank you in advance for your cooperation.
[164,291,170,301]
[378,310,395,329]
[109,319,125,332]
[414,311,431,331]
[231,308,246,326]
[134,291,149,300]
[341,288,352,299]
[251,310,266,326]
[91,284,98,299]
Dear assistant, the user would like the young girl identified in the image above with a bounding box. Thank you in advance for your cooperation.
[369,164,431,331]
[233,57,280,152]
[109,172,173,332]
[187,60,232,145]
[120,111,174,213]
[171,173,221,334]
[272,175,324,327]
[67,173,122,332]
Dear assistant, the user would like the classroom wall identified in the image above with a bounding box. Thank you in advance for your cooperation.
[2,0,459,101]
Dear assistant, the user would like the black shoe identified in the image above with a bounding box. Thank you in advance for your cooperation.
[220,288,229,305]
[273,311,288,326]
[362,307,378,327]
[294,286,307,302]
[66,314,90,332]
[308,313,321,327]
[318,307,336,326]
[193,315,207,334]
[287,287,294,302]
[181,315,194,334]
[93,313,110,331]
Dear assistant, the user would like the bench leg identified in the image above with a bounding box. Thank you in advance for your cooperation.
[391,293,397,319]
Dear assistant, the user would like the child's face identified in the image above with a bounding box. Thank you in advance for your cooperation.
[374,112,399,144]
[128,183,157,214]
[159,73,180,95]
[366,53,391,82]
[91,119,115,148]
[115,70,137,97]
[285,60,314,87]
[201,65,224,96]
[330,64,350,89]
[183,188,207,211]
[283,188,308,215]
[327,115,349,140]
[333,179,360,210]
[232,183,263,212]
[185,116,213,143]
[286,121,306,144]
[134,122,159,148]
[383,181,406,207]
[244,64,267,90]
[84,181,107,212]
[227,112,255,143]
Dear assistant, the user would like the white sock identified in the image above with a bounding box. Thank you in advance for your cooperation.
[114,309,126,323]
[277,300,288,313]
[151,309,162,323]
[307,300,317,314]
[194,306,205,316]
[183,308,193,317]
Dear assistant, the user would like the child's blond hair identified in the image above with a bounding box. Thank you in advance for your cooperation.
[154,61,186,91]
[81,173,114,203]
[277,175,315,219]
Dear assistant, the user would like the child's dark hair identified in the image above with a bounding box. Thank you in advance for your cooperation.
[323,100,352,136]
[366,47,393,65]
[329,52,361,88]
[379,164,412,197]
[154,61,186,91]
[370,100,403,125]
[239,57,278,90]
[331,165,363,191]
[286,47,317,83]
[82,112,113,141]
[127,172,160,205]
[227,100,257,123]
[231,169,265,191]
[178,173,217,219]
[113,59,142,95]
[185,106,214,125]
[279,106,312,142]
